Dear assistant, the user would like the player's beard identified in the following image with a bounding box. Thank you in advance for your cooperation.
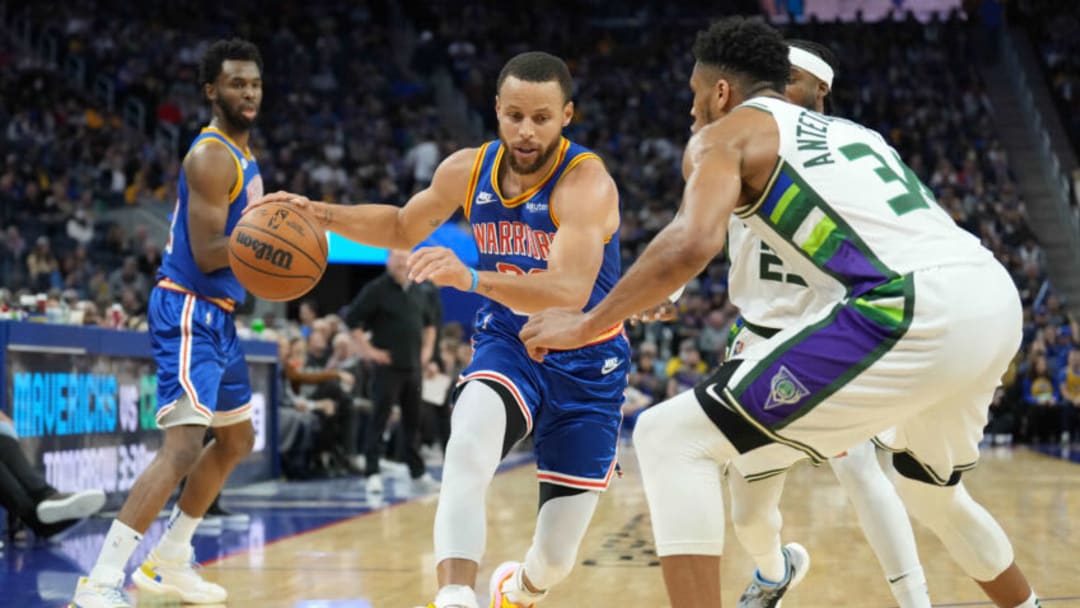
[794,89,817,112]
[216,96,257,132]
[785,81,819,113]
[692,99,717,133]
[502,135,560,175]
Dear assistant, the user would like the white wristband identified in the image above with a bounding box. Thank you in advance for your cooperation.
[668,285,685,303]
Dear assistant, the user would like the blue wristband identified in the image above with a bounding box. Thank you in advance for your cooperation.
[467,267,479,292]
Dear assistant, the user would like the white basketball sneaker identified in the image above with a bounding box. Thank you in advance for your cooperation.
[366,473,384,495]
[410,472,441,495]
[488,561,546,608]
[70,575,132,608]
[131,546,227,604]
[737,543,810,608]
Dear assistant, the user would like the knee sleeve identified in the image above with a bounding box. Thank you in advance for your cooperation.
[522,490,600,590]
[896,476,1014,582]
[433,382,507,564]
[634,392,730,557]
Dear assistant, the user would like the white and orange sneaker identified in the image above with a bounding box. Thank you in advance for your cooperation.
[131,547,227,604]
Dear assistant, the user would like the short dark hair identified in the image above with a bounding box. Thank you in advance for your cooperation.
[786,39,839,75]
[692,17,789,92]
[199,38,263,86]
[496,51,573,104]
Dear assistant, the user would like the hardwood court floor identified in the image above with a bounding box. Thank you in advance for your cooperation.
[194,446,1080,607]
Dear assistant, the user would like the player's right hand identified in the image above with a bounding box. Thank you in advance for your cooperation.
[520,308,593,362]
[337,370,355,387]
[365,347,392,365]
[629,302,678,325]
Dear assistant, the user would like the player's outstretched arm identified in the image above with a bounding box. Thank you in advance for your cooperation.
[251,148,476,250]
[520,130,740,355]
[580,137,738,327]
[187,142,243,273]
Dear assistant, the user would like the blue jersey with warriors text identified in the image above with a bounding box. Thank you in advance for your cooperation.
[465,137,622,342]
[458,137,628,491]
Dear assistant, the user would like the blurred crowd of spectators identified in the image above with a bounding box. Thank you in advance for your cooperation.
[248,297,467,480]
[1021,0,1080,161]
[0,0,447,325]
[1,2,1076,448]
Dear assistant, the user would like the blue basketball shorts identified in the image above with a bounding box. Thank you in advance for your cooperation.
[149,285,253,428]
[458,330,630,491]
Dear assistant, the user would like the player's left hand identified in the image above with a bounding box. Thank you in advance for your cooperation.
[520,308,592,362]
[408,247,471,291]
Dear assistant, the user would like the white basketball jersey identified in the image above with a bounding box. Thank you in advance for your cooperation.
[732,97,992,298]
[727,217,840,328]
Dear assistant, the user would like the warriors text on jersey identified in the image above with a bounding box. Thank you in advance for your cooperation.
[159,126,263,303]
[464,137,622,342]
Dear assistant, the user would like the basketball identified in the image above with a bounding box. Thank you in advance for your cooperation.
[228,202,327,301]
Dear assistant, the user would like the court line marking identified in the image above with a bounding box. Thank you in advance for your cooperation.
[198,453,533,569]
[920,597,1080,607]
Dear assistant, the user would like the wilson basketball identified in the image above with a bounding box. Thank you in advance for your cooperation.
[228,202,328,302]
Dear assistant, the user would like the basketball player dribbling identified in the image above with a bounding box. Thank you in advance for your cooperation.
[254,52,628,608]
[72,39,265,608]
[722,40,930,608]
[522,18,1041,608]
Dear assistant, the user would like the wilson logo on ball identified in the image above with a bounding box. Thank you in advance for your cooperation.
[234,231,295,270]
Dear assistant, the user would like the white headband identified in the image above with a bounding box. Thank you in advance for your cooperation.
[789,46,834,89]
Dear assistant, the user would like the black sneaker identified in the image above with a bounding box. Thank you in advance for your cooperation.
[36,516,87,543]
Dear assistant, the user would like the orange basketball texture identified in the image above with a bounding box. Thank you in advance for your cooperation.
[228,203,328,301]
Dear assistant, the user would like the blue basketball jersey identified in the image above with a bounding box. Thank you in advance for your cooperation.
[457,138,628,491]
[465,137,622,341]
[159,127,263,303]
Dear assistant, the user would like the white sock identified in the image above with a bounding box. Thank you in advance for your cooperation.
[434,584,479,608]
[752,549,787,584]
[155,505,202,561]
[886,567,931,608]
[89,520,143,584]
[1014,591,1040,608]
